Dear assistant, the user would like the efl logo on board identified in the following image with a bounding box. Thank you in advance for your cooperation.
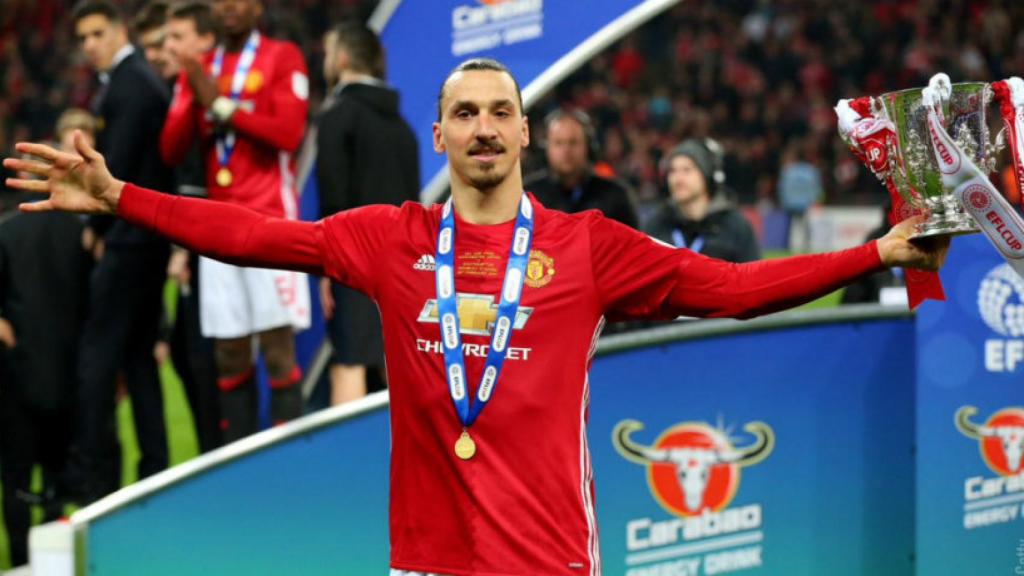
[978,264,1024,372]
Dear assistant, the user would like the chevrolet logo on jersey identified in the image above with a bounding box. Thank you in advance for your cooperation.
[418,293,533,336]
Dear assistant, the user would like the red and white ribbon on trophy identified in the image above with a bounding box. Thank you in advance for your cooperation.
[991,77,1024,209]
[922,75,1024,278]
[835,97,946,309]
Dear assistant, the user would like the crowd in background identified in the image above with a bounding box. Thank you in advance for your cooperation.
[0,0,371,185]
[5,1,1024,215]
[525,0,1024,215]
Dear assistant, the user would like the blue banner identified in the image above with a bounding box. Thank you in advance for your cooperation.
[915,234,1024,575]
[82,407,391,575]
[590,319,916,575]
[376,0,679,195]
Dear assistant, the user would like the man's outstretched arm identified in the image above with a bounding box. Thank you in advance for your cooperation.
[663,243,884,319]
[4,132,327,277]
[118,184,326,275]
[592,213,949,321]
[661,219,947,319]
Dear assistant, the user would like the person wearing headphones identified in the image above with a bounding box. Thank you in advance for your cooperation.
[644,138,761,263]
[523,108,638,227]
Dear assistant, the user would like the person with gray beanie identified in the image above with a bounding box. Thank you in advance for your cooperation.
[643,138,761,263]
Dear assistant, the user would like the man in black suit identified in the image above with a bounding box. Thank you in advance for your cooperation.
[71,0,172,502]
[316,22,419,405]
[0,110,94,567]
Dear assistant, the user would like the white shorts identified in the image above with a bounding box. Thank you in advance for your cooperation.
[199,256,311,339]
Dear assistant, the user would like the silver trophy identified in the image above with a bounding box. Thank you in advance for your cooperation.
[870,78,1005,237]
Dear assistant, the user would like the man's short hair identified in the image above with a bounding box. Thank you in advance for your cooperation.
[331,21,385,79]
[436,58,523,122]
[133,1,169,35]
[71,0,123,26]
[55,108,97,140]
[169,1,218,38]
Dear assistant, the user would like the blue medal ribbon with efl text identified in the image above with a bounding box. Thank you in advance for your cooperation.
[210,31,260,186]
[435,195,534,459]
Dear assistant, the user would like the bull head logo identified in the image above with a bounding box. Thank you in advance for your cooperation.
[956,406,1024,475]
[613,419,774,516]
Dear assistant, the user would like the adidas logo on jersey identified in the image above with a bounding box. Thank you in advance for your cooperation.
[413,254,436,271]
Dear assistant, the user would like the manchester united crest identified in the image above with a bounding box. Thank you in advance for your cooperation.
[525,250,555,288]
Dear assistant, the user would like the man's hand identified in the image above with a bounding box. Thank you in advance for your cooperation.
[92,237,106,262]
[320,277,335,320]
[0,317,16,348]
[81,227,105,261]
[181,55,219,109]
[82,226,96,252]
[3,131,124,215]
[877,216,952,272]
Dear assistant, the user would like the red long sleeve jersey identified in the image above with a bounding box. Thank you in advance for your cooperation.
[119,185,883,575]
[160,36,308,218]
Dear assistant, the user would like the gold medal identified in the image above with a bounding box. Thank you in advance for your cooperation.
[216,167,233,187]
[454,431,476,460]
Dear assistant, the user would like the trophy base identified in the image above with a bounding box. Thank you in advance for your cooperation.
[910,221,979,239]
[909,196,980,239]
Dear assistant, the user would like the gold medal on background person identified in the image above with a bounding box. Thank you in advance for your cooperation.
[455,430,476,460]
[216,167,233,187]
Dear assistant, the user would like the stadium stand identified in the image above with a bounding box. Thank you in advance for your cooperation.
[4,1,1024,217]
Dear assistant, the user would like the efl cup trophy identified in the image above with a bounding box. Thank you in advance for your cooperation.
[876,78,998,237]
[839,75,1002,238]
[837,73,1024,295]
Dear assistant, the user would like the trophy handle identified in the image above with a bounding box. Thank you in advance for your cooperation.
[925,73,953,127]
[994,126,1007,150]
[990,125,1008,173]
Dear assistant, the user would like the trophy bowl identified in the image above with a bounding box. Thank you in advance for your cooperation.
[872,82,1003,238]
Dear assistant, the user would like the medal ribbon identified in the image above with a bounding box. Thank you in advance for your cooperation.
[435,195,533,428]
[211,32,260,174]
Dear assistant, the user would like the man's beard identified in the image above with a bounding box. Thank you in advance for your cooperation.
[465,141,509,190]
[467,165,509,190]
